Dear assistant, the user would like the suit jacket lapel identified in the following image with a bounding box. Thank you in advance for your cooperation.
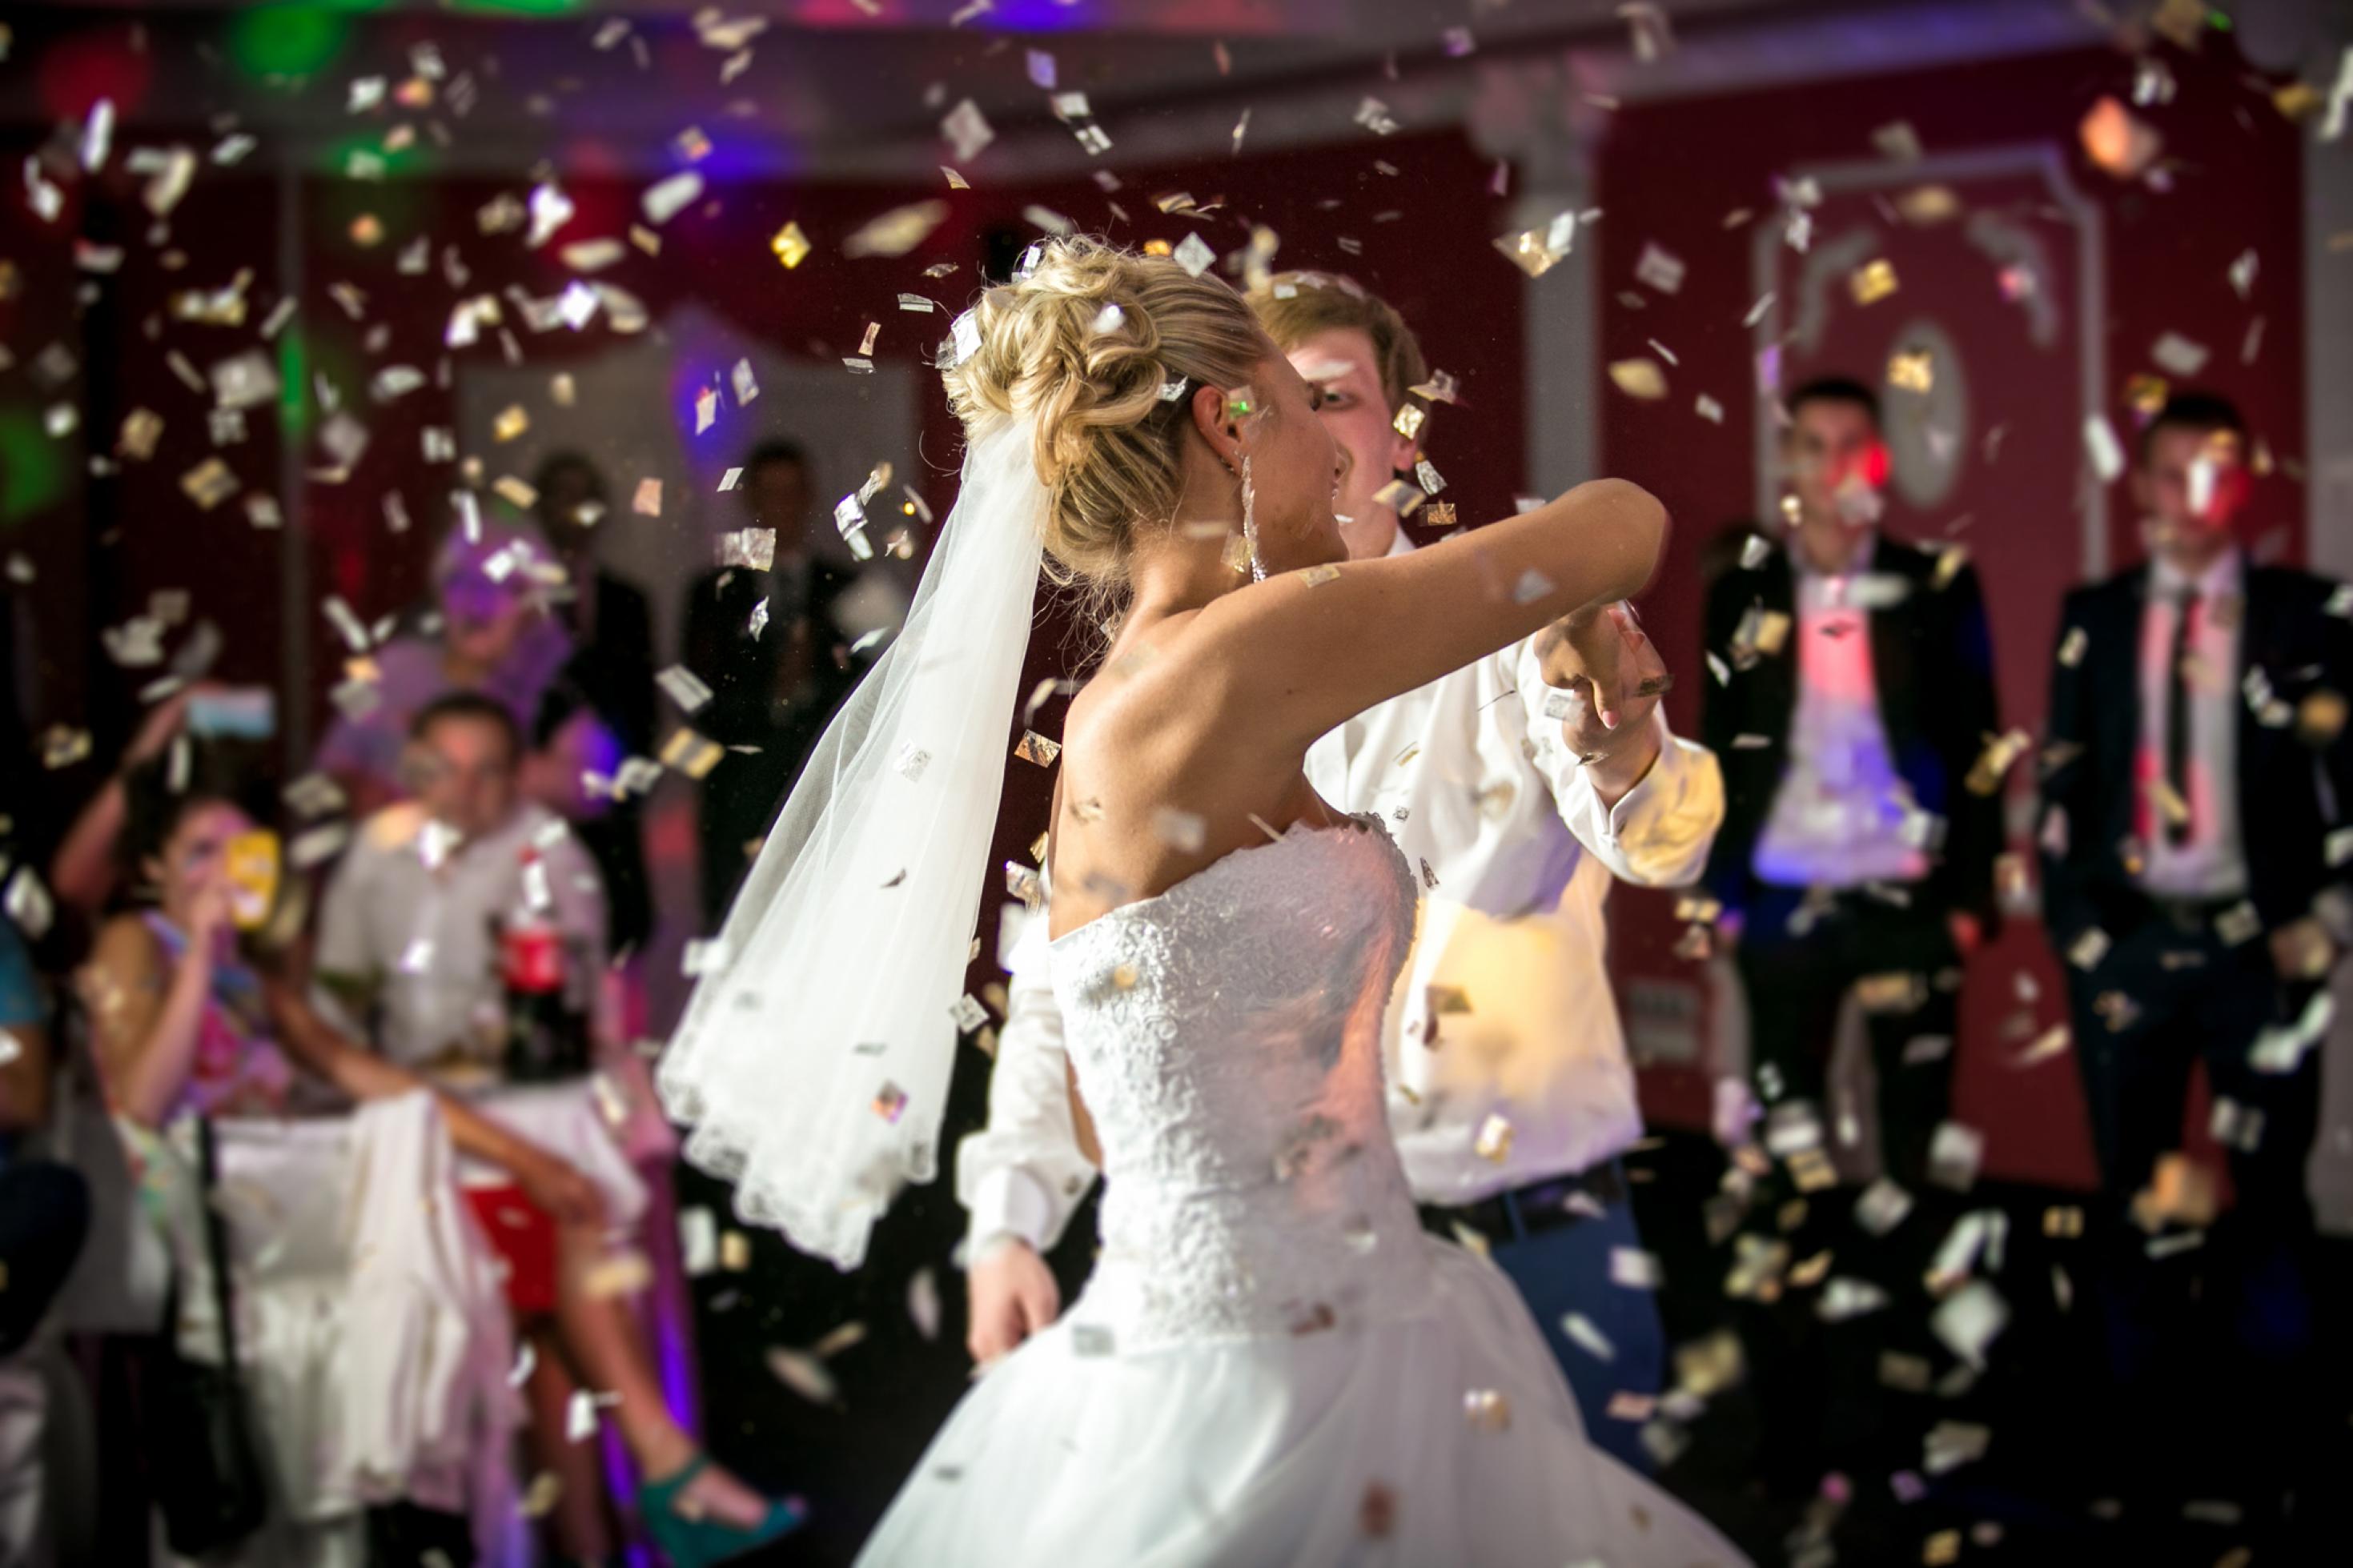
[1867,536,1919,752]
[1757,547,1798,745]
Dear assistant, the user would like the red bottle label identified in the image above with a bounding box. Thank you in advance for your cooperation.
[502,924,563,993]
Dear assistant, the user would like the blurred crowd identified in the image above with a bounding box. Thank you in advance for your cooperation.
[0,438,865,1566]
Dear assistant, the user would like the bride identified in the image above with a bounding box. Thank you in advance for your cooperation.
[660,237,1745,1565]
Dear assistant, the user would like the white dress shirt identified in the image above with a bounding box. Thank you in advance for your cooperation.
[1751,532,1931,890]
[2136,547,2248,900]
[313,800,608,1071]
[958,534,1727,1251]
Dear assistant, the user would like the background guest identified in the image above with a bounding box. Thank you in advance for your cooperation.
[313,692,608,1075]
[1699,375,2003,1494]
[680,440,866,928]
[2039,389,2353,1520]
[82,739,797,1565]
[315,515,575,821]
[534,452,657,959]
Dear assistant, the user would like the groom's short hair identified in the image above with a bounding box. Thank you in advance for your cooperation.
[1247,271,1429,415]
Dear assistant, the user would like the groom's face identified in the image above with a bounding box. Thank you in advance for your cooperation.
[1286,327,1419,559]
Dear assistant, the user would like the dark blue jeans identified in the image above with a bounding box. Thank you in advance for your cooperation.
[1424,1164,1665,1474]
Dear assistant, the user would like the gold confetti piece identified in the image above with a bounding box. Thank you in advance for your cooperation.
[1472,1113,1514,1163]
[492,476,536,511]
[1672,1329,1743,1397]
[1888,347,1933,393]
[41,727,90,769]
[1785,1148,1837,1193]
[2014,1022,2071,1065]
[521,1470,564,1518]
[1462,1388,1512,1432]
[1608,358,1668,399]
[1965,728,2031,796]
[1299,563,1343,587]
[181,458,237,510]
[1392,402,1427,440]
[583,1250,652,1299]
[1014,731,1062,767]
[769,221,810,269]
[658,727,725,780]
[1493,211,1576,278]
[2043,1205,2083,1238]
[1849,258,1898,304]
[811,1320,867,1359]
[1932,543,1970,592]
[713,1229,752,1273]
[766,1346,839,1406]
[1923,1528,1961,1565]
[118,408,164,460]
[2298,688,2347,745]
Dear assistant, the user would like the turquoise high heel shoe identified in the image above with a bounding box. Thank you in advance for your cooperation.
[638,1455,805,1567]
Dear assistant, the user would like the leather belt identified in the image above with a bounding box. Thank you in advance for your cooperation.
[1422,1160,1626,1243]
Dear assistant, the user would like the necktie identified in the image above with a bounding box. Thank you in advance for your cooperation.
[2164,590,2198,846]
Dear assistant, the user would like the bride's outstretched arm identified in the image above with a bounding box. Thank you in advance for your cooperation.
[1198,479,1667,752]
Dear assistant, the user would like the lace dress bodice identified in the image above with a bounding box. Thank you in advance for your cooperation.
[1049,814,1431,1352]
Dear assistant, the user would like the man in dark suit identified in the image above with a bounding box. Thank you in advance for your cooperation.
[681,439,866,928]
[1700,376,2005,1501]
[536,452,657,956]
[1703,377,2004,1199]
[2039,391,2351,1510]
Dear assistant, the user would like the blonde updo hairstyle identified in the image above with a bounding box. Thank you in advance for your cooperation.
[942,237,1271,598]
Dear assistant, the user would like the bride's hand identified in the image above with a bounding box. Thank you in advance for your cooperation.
[967,1237,1061,1365]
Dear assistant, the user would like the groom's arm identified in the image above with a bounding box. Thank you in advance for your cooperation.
[954,917,1098,1260]
[1509,626,1725,889]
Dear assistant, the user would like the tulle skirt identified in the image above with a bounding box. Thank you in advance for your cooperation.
[858,1236,1745,1566]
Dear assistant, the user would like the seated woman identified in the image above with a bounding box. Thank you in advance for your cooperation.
[78,743,798,1568]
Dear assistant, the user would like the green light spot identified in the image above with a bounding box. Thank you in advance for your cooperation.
[277,327,311,439]
[0,406,70,526]
[229,7,352,81]
[448,0,583,14]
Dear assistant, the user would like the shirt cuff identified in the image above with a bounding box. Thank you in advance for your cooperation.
[1601,708,1685,839]
[965,1165,1054,1257]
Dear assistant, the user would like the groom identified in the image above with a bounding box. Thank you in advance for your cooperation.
[958,271,1725,1469]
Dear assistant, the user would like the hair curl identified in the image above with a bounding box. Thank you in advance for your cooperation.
[942,238,1269,602]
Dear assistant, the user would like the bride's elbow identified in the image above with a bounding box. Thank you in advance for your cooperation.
[1562,478,1667,598]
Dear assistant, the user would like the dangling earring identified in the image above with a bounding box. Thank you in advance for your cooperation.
[1239,451,1267,583]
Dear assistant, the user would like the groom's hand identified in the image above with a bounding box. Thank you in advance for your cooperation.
[1540,604,1668,803]
[967,1237,1062,1365]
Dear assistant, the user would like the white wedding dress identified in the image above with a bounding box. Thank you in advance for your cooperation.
[860,814,1745,1565]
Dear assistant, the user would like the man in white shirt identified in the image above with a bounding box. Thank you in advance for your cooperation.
[2040,391,2353,1516]
[958,272,1725,1470]
[313,692,608,1077]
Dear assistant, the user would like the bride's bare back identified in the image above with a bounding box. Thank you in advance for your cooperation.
[1046,471,1666,941]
